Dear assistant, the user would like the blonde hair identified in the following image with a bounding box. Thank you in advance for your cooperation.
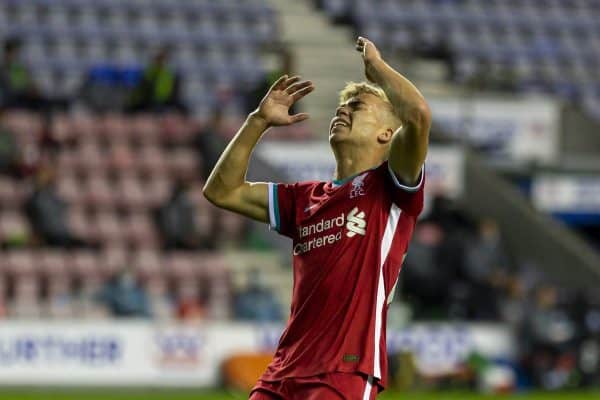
[338,81,391,106]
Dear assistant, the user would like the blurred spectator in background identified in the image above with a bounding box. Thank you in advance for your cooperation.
[97,266,150,318]
[193,108,227,180]
[402,221,452,319]
[155,177,208,251]
[176,281,206,321]
[146,276,173,320]
[45,277,74,318]
[243,46,295,114]
[0,278,6,319]
[234,268,282,322]
[128,46,187,114]
[521,284,579,390]
[0,37,39,110]
[0,38,69,111]
[461,218,512,320]
[0,107,21,177]
[25,165,93,249]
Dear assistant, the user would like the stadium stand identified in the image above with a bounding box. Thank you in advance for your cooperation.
[0,0,278,114]
[315,0,600,120]
[0,0,598,393]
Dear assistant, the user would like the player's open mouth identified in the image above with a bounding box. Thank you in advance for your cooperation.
[331,117,350,131]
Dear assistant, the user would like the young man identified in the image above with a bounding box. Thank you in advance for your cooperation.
[203,37,430,399]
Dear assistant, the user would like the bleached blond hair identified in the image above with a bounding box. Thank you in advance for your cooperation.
[338,81,401,134]
[338,81,391,106]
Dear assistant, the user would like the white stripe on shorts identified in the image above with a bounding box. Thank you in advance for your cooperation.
[362,375,374,400]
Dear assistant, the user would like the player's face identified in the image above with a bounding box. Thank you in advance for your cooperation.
[329,93,391,148]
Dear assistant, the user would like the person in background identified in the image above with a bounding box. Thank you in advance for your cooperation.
[175,281,206,321]
[234,268,282,322]
[25,165,93,249]
[462,218,511,320]
[0,107,21,177]
[97,266,151,318]
[0,37,38,110]
[193,108,227,180]
[155,176,208,251]
[243,46,295,115]
[0,38,68,111]
[128,46,187,114]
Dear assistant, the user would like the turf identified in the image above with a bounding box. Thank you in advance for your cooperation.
[0,390,597,400]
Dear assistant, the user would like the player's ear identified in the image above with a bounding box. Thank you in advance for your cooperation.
[377,128,394,144]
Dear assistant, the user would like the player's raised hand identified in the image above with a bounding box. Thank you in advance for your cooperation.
[254,75,314,127]
[355,36,382,83]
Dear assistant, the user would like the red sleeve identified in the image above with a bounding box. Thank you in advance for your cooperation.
[267,181,317,238]
[377,161,425,216]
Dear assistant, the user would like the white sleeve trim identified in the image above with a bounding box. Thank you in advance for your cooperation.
[388,163,424,192]
[267,182,277,230]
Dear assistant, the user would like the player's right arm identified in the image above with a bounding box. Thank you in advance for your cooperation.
[202,75,314,223]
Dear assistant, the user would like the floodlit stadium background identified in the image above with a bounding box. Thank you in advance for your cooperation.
[0,0,599,399]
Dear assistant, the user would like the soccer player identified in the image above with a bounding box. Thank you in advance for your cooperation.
[203,37,430,399]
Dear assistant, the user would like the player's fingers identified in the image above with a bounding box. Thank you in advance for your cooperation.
[270,75,288,91]
[291,85,315,102]
[290,113,310,123]
[282,75,301,89]
[285,80,312,94]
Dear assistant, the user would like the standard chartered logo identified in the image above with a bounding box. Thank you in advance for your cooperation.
[293,207,367,255]
[346,207,366,237]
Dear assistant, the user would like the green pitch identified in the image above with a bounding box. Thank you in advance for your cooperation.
[0,389,597,400]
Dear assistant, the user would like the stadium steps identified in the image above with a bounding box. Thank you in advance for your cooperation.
[464,152,600,288]
[265,0,363,136]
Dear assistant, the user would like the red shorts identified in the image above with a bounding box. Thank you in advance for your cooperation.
[249,372,378,400]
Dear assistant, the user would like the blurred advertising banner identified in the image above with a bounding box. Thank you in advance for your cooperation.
[257,143,464,200]
[428,96,560,163]
[532,174,600,225]
[0,321,512,386]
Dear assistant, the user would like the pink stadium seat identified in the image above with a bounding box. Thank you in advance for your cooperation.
[94,211,125,245]
[165,253,195,279]
[160,113,191,145]
[107,141,135,173]
[132,248,163,277]
[98,113,128,141]
[137,143,168,176]
[69,114,98,139]
[0,211,30,242]
[0,178,23,207]
[6,251,36,276]
[56,149,79,172]
[3,111,42,141]
[68,206,94,242]
[37,250,68,276]
[116,175,146,209]
[123,212,157,247]
[72,251,100,278]
[99,245,129,277]
[77,141,105,171]
[85,175,117,209]
[10,274,41,318]
[57,174,84,205]
[45,276,75,318]
[130,114,161,144]
[168,148,199,176]
[50,113,75,143]
[144,174,170,208]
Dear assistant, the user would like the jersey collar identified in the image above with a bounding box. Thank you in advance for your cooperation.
[331,164,380,188]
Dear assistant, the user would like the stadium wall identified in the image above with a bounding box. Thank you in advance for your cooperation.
[0,321,513,387]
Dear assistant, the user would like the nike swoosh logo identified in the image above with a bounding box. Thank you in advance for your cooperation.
[304,203,319,212]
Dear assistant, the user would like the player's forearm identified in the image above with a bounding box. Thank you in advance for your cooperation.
[367,58,430,125]
[202,113,268,205]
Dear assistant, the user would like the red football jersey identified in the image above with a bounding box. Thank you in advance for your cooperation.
[262,161,425,389]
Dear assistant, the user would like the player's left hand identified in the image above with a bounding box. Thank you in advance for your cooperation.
[355,36,382,83]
